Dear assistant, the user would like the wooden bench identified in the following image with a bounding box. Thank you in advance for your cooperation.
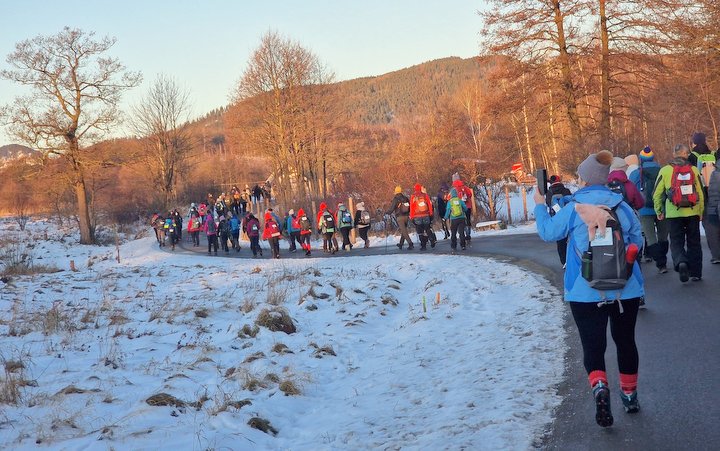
[475,220,502,231]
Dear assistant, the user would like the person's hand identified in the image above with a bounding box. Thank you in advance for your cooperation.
[533,188,544,205]
[657,213,664,221]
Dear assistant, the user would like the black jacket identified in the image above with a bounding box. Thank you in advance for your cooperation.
[386,193,410,216]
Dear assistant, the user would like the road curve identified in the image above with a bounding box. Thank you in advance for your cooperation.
[176,231,720,450]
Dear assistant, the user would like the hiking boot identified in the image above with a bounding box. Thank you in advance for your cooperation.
[407,244,414,250]
[691,276,702,282]
[711,258,720,264]
[644,256,653,263]
[461,246,466,251]
[430,240,436,248]
[592,382,614,427]
[678,262,689,283]
[305,250,311,256]
[420,245,426,251]
[396,243,403,249]
[620,391,640,413]
[658,265,668,274]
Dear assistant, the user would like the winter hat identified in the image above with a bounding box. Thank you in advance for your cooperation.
[452,179,463,188]
[452,172,460,182]
[356,202,365,211]
[440,182,449,191]
[414,183,422,192]
[319,202,327,211]
[639,146,654,161]
[577,150,613,186]
[549,175,561,184]
[394,186,402,194]
[610,157,629,172]
[288,209,295,215]
[692,132,707,146]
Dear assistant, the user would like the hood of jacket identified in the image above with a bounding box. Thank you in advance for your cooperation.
[297,208,306,217]
[319,202,327,211]
[608,169,629,184]
[571,185,624,209]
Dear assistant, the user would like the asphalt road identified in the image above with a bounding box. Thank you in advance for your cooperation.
[177,230,720,450]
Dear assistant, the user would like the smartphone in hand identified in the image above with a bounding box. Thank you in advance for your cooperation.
[536,169,548,196]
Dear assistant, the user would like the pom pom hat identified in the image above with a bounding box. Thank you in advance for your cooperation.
[639,146,654,161]
[577,150,613,186]
[394,186,402,194]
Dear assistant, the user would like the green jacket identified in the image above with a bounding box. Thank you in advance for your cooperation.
[653,158,704,218]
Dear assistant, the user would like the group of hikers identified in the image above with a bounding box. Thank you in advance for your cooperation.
[150,174,479,258]
[147,132,719,430]
[535,131,718,429]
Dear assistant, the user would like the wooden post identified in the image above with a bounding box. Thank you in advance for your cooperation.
[311,200,317,237]
[504,185,512,224]
[348,197,356,244]
[521,186,528,222]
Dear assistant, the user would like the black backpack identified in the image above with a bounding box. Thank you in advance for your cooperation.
[582,206,629,291]
[607,180,630,206]
[639,165,660,208]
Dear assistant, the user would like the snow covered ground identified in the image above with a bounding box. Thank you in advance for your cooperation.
[0,218,566,450]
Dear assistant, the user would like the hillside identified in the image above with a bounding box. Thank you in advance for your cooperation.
[0,144,37,161]
[335,56,492,124]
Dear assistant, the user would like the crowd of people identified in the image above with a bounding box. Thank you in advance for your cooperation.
[535,132,718,429]
[150,175,479,259]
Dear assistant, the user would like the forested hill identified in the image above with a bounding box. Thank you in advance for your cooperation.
[335,56,490,124]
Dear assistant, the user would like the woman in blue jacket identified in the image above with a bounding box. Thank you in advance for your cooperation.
[533,150,645,428]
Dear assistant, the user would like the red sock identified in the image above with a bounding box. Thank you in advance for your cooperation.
[619,373,638,394]
[589,370,608,388]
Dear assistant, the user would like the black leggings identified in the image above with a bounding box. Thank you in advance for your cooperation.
[569,299,640,375]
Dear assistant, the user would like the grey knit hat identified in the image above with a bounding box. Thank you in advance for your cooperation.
[577,150,614,186]
[610,157,628,171]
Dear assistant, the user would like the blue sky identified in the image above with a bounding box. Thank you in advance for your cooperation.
[0,1,486,146]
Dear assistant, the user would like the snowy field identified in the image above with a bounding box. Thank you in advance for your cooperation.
[0,218,566,450]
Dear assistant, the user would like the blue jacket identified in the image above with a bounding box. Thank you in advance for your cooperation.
[230,216,240,233]
[628,161,661,217]
[286,215,301,233]
[535,185,645,303]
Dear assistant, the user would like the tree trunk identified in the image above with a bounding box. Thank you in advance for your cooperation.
[552,0,583,157]
[599,0,612,149]
[74,177,94,244]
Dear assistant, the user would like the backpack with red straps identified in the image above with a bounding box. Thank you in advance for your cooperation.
[669,163,699,208]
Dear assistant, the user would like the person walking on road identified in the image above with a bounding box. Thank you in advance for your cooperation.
[534,150,645,428]
[444,187,468,253]
[244,212,262,257]
[410,183,436,250]
[628,147,669,273]
[653,143,705,282]
[386,186,413,250]
[297,208,313,256]
[204,213,218,256]
[545,175,572,267]
[705,164,720,263]
[354,202,372,248]
[336,203,354,251]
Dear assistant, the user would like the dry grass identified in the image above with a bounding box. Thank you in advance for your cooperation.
[271,343,293,355]
[255,308,296,334]
[266,284,288,306]
[238,324,259,339]
[279,380,301,396]
[248,417,278,436]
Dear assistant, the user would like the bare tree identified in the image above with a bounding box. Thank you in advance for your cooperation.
[481,0,588,158]
[230,31,335,204]
[131,75,192,210]
[0,27,141,243]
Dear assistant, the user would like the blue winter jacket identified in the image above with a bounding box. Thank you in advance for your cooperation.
[535,185,645,303]
[627,161,661,217]
[285,215,301,233]
[230,216,240,233]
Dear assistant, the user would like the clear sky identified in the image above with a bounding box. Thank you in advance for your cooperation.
[0,0,485,146]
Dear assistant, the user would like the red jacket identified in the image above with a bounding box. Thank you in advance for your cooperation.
[608,170,645,210]
[262,215,281,240]
[409,192,433,218]
[187,215,201,232]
